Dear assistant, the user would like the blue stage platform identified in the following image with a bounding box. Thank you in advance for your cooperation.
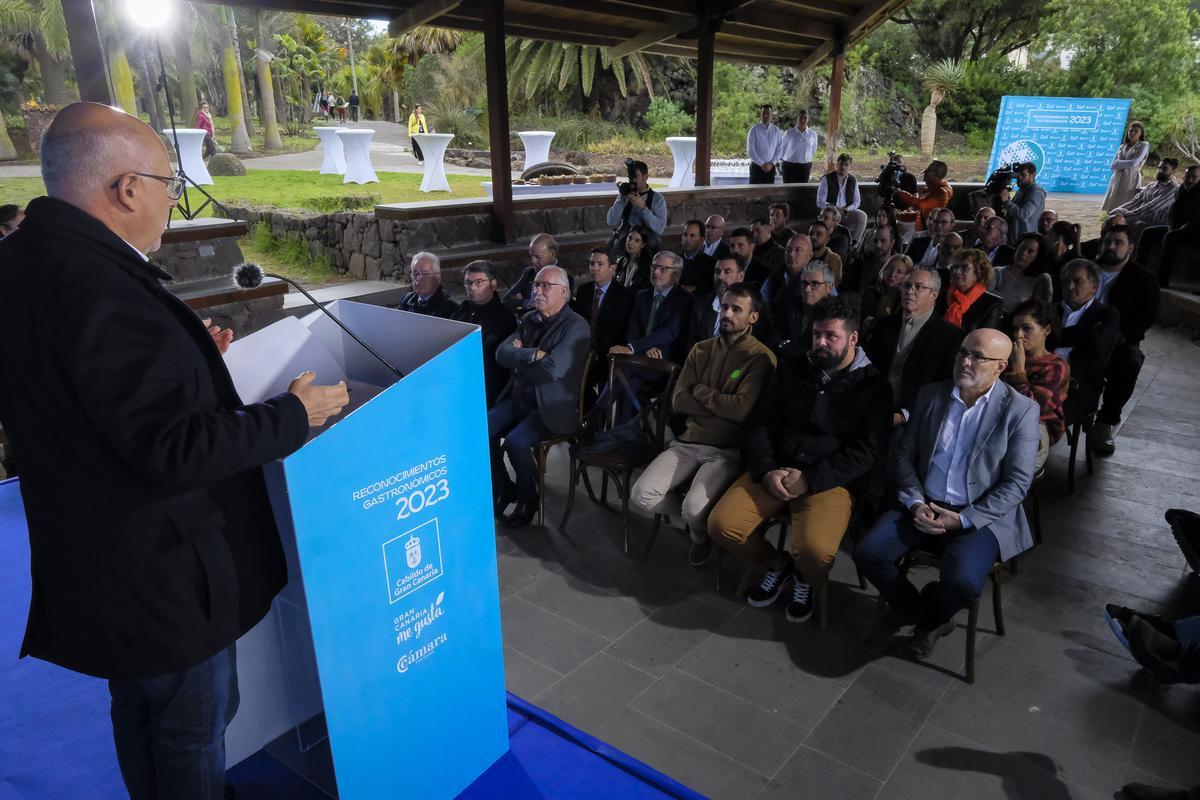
[0,479,704,800]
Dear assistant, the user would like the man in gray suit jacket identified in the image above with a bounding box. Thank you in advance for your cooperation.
[492,266,591,528]
[854,328,1040,658]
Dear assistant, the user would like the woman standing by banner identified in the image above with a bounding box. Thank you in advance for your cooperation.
[1103,121,1149,211]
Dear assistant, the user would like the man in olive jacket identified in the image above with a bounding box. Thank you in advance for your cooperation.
[708,296,892,623]
[630,283,776,566]
[0,103,347,798]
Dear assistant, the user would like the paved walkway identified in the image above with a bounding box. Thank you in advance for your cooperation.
[498,325,1200,800]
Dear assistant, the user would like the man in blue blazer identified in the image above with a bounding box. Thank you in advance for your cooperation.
[855,328,1039,658]
[611,251,695,365]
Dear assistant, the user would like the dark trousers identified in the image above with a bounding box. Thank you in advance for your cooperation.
[489,397,552,504]
[350,105,359,122]
[411,137,424,161]
[1140,224,1200,287]
[780,161,812,183]
[1098,341,1145,425]
[109,644,239,800]
[202,136,216,159]
[854,509,1001,630]
[749,162,775,185]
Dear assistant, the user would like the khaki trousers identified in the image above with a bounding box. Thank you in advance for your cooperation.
[630,441,742,543]
[708,474,853,587]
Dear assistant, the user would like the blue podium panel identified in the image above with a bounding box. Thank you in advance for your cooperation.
[988,96,1131,193]
[281,329,508,800]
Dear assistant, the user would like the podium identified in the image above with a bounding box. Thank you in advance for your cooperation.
[221,301,508,799]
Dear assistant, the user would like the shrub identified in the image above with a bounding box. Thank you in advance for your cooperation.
[643,97,694,141]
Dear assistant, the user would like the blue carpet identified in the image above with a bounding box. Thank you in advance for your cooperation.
[0,479,703,800]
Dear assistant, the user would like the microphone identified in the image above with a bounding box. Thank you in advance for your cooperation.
[233,263,405,380]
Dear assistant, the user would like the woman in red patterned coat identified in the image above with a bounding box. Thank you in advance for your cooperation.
[1004,298,1070,469]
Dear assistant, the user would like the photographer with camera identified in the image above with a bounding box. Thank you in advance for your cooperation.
[607,158,668,246]
[1000,162,1045,245]
[895,160,953,233]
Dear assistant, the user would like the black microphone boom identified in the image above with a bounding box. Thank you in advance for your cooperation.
[234,263,405,380]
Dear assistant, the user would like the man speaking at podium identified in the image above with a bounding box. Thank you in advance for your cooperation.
[0,103,349,800]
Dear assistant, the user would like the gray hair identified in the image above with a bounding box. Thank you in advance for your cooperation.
[652,250,684,271]
[1062,258,1100,285]
[41,127,143,201]
[987,216,1009,235]
[801,260,833,284]
[911,267,942,294]
[820,206,843,223]
[535,265,569,286]
[410,251,440,272]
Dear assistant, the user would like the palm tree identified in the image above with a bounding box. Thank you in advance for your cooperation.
[96,0,137,114]
[220,5,251,153]
[0,0,72,104]
[921,58,965,157]
[252,9,283,149]
[506,41,630,102]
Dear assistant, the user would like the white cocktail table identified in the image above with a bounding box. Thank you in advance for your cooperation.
[517,130,556,170]
[164,127,213,185]
[313,126,348,174]
[413,133,455,192]
[666,136,697,188]
[337,129,378,184]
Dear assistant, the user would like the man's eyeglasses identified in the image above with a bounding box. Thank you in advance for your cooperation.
[900,282,935,294]
[800,280,829,289]
[109,172,186,201]
[705,224,724,230]
[463,278,490,288]
[532,281,566,292]
[411,271,438,280]
[957,347,1006,364]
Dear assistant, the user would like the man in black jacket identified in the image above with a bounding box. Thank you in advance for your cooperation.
[398,251,458,317]
[678,218,715,294]
[0,103,348,798]
[708,296,892,623]
[571,248,634,401]
[687,257,776,351]
[1092,225,1162,455]
[452,260,517,406]
[1054,259,1120,419]
[503,233,567,313]
[1141,164,1200,287]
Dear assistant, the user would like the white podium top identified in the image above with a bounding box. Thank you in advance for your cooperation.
[337,129,376,137]
[165,127,209,137]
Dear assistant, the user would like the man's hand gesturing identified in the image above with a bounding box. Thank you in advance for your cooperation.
[288,371,350,428]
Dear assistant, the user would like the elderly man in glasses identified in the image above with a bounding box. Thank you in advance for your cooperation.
[491,265,591,528]
[855,328,1039,659]
[398,251,458,318]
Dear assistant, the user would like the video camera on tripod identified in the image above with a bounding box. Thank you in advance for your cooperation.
[983,162,1021,214]
[876,152,919,210]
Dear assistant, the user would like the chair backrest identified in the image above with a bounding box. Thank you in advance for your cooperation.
[602,354,680,450]
[574,350,597,420]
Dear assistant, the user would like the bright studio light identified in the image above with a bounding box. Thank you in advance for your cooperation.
[125,0,172,30]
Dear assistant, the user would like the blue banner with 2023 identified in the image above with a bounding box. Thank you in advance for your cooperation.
[988,96,1132,194]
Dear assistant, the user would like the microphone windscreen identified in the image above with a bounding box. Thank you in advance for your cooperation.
[234,262,265,289]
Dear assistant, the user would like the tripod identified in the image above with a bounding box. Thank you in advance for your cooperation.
[151,36,222,223]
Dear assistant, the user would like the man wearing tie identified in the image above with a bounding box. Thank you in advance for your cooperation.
[397,251,458,318]
[611,252,694,365]
[746,105,782,185]
[570,248,634,400]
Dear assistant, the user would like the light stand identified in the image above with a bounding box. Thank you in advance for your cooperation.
[151,36,221,223]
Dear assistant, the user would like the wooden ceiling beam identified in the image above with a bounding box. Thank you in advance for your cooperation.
[720,20,829,44]
[775,0,858,18]
[512,0,676,25]
[723,8,835,40]
[192,0,394,20]
[388,0,464,36]
[796,0,908,70]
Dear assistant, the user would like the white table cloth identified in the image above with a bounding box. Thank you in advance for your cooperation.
[666,136,697,189]
[413,133,455,192]
[164,128,213,185]
[337,129,378,185]
[313,126,348,174]
[517,130,556,170]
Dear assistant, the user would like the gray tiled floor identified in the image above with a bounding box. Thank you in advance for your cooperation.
[495,326,1200,800]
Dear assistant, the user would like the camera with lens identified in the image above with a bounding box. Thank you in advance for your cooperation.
[876,152,907,209]
[985,162,1019,195]
[617,157,644,196]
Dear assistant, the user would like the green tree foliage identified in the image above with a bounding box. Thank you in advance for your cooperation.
[643,97,693,140]
[936,55,1026,138]
[893,0,1048,62]
[711,62,791,155]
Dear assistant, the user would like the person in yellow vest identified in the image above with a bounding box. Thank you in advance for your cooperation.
[408,104,429,163]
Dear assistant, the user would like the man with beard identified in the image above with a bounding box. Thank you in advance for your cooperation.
[678,218,715,294]
[1110,158,1181,241]
[855,328,1039,658]
[905,208,956,269]
[1090,225,1161,456]
[630,282,777,566]
[808,220,843,287]
[1141,164,1200,288]
[452,260,518,406]
[772,261,834,361]
[843,223,899,294]
[973,216,1014,268]
[687,257,776,351]
[708,296,891,623]
[751,218,786,277]
[1000,162,1046,244]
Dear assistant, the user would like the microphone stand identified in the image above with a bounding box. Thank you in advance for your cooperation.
[266,272,405,381]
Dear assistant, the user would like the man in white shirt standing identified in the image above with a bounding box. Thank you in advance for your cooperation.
[746,105,782,185]
[778,108,819,184]
[855,328,1039,659]
[815,153,869,246]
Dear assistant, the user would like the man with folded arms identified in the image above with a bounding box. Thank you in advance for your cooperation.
[855,328,1039,658]
[708,297,891,623]
[631,282,776,566]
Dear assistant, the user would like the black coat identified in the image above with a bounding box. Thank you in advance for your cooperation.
[0,197,309,679]
[865,312,963,412]
[615,253,653,294]
[1104,261,1160,346]
[398,285,458,318]
[935,290,1006,333]
[705,240,731,263]
[451,294,517,405]
[1053,301,1120,415]
[571,279,635,357]
[746,240,785,287]
[680,250,716,294]
[626,286,694,364]
[905,235,935,266]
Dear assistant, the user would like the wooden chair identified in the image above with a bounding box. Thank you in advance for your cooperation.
[534,351,595,527]
[1062,377,1095,495]
[557,353,679,556]
[1011,465,1046,575]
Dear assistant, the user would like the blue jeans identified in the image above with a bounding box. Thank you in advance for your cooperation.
[109,644,239,800]
[854,509,1000,630]
[489,398,552,504]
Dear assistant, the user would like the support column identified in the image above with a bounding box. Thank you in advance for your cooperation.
[482,0,514,244]
[61,0,111,105]
[824,34,846,174]
[694,3,715,187]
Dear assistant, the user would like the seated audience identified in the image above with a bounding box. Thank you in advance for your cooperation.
[0,204,23,239]
[905,208,956,268]
[816,153,869,245]
[1054,259,1120,417]
[703,214,730,261]
[895,160,953,233]
[452,260,518,405]
[866,268,961,426]
[610,251,694,365]
[1091,225,1161,456]
[859,253,913,342]
[570,247,635,373]
[398,251,457,317]
[1037,209,1058,235]
[1081,214,1124,262]
[808,220,843,287]
[855,328,1040,657]
[844,222,899,294]
[991,232,1053,313]
[772,261,835,360]
[679,218,715,294]
[689,257,776,351]
[1001,162,1046,244]
[504,233,562,313]
[819,206,854,264]
[1140,164,1200,288]
[938,249,1004,333]
[1110,158,1180,241]
[616,224,655,293]
[933,232,964,277]
[867,205,902,245]
[1042,219,1082,301]
[491,266,591,528]
[967,206,996,248]
[769,202,797,247]
[974,216,1014,267]
[752,217,786,276]
[709,296,891,623]
[1003,298,1069,469]
[606,158,668,237]
[727,226,770,288]
[631,283,777,565]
